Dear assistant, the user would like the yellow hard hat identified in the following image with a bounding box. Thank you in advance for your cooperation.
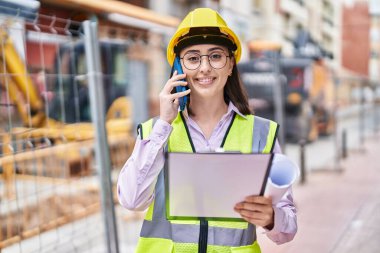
[167,8,241,66]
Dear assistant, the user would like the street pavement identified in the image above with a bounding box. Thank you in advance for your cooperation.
[257,132,380,253]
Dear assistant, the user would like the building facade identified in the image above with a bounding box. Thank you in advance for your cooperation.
[248,0,341,67]
[341,0,370,76]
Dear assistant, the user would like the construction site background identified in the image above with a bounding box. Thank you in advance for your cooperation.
[1,1,380,253]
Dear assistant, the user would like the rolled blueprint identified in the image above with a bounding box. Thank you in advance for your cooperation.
[265,153,300,204]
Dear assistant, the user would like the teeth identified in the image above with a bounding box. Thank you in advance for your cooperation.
[197,77,213,84]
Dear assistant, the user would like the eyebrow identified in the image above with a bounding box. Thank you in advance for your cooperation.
[184,47,226,54]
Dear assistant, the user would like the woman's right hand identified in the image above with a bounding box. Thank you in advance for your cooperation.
[159,70,191,124]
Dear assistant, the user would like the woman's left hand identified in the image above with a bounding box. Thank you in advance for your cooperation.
[234,195,274,229]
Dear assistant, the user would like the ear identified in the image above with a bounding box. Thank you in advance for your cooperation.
[227,56,235,74]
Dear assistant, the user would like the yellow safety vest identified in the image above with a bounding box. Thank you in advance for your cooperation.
[135,112,278,253]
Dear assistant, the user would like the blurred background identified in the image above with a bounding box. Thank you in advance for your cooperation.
[0,0,379,252]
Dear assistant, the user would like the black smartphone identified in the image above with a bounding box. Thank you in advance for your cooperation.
[173,56,188,111]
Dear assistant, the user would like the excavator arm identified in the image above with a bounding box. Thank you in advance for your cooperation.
[0,28,49,128]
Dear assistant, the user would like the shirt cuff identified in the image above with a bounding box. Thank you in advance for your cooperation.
[263,206,285,235]
[149,118,172,144]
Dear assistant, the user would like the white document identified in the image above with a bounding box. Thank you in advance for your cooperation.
[165,152,273,220]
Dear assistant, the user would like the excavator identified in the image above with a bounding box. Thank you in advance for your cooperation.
[0,26,134,190]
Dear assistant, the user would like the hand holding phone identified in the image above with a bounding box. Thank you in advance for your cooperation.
[173,57,188,111]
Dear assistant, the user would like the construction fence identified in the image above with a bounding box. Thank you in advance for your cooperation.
[0,8,150,253]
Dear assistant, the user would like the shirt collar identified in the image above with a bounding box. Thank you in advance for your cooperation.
[228,101,247,119]
[182,101,248,120]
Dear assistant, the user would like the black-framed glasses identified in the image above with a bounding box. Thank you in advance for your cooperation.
[180,51,231,70]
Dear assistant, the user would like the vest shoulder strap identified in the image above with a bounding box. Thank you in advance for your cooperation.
[168,112,194,152]
[252,115,279,153]
[222,114,254,153]
[137,117,159,140]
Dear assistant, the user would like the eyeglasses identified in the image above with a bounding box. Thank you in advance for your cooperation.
[180,51,231,70]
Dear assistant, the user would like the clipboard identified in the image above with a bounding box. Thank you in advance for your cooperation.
[164,152,274,221]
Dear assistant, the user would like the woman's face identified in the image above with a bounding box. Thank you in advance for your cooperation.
[179,44,234,100]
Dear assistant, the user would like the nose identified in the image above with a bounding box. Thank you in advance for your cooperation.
[199,55,211,73]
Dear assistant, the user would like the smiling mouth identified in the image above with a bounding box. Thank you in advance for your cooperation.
[195,77,216,85]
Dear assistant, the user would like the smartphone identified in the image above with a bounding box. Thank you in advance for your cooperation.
[173,56,188,111]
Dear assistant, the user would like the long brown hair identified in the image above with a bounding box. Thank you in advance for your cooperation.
[223,64,251,115]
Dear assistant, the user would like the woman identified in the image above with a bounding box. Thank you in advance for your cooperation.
[117,8,297,253]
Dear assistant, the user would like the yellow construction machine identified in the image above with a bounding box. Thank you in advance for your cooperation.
[0,27,134,188]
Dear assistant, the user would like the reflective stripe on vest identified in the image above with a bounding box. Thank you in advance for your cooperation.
[136,112,278,252]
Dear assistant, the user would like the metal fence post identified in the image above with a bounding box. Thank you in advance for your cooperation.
[359,81,365,148]
[333,75,342,169]
[299,139,306,184]
[373,83,379,134]
[273,52,285,150]
[83,20,120,253]
[342,129,347,159]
